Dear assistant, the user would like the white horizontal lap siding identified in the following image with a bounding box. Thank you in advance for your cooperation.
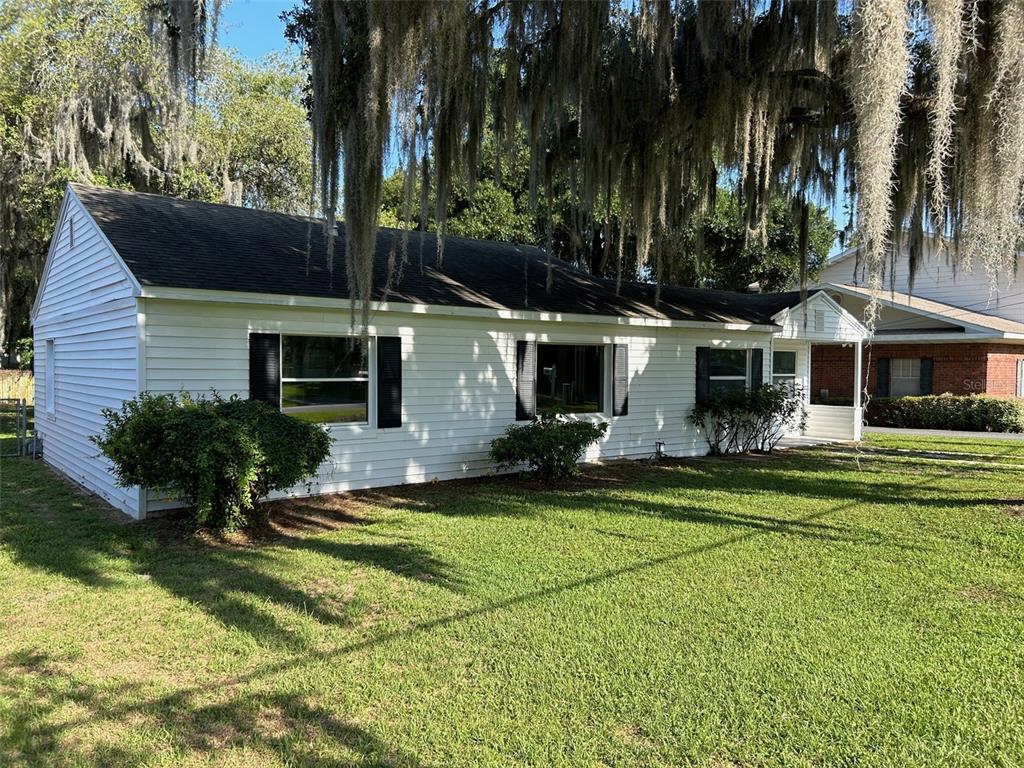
[804,404,861,441]
[774,298,864,343]
[819,248,1024,324]
[143,298,773,501]
[33,194,140,517]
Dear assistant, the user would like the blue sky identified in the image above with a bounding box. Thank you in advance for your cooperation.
[219,0,295,61]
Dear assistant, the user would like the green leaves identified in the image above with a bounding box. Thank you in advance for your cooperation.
[490,414,609,481]
[690,384,807,455]
[93,393,331,530]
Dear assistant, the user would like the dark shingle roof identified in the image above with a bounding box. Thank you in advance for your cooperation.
[72,183,813,325]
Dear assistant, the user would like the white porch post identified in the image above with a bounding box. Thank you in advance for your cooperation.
[852,340,863,440]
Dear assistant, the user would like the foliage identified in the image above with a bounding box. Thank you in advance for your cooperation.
[690,385,807,455]
[379,129,833,290]
[866,394,1024,433]
[489,414,608,481]
[93,393,331,529]
[279,0,1024,337]
[13,337,32,370]
[0,1,309,357]
[670,192,835,292]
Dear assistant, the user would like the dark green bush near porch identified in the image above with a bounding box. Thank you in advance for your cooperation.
[690,384,806,455]
[866,394,1024,433]
[94,393,331,530]
[490,414,608,480]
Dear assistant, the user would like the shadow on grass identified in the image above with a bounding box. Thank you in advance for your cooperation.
[1,444,991,653]
[0,649,422,767]
[1,459,462,650]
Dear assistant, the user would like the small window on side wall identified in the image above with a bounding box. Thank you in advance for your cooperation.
[281,335,368,424]
[536,344,604,415]
[45,340,55,413]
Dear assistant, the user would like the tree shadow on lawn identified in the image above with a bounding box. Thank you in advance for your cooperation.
[0,649,422,767]
[2,461,462,650]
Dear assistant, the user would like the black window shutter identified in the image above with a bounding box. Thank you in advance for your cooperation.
[249,333,280,407]
[515,340,537,420]
[612,344,629,417]
[376,337,402,428]
[876,357,891,397]
[920,357,934,395]
[696,346,710,404]
[750,348,764,389]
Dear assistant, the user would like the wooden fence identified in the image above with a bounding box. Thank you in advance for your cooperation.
[0,370,34,404]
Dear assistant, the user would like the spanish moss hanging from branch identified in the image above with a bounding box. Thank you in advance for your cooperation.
[281,0,1024,335]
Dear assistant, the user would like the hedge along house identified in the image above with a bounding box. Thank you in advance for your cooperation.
[32,185,868,519]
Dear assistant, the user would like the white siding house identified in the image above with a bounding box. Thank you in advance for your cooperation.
[31,192,142,514]
[34,185,867,519]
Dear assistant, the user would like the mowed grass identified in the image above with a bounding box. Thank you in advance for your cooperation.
[1,436,1023,767]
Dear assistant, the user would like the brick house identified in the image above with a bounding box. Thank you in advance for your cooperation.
[811,243,1024,402]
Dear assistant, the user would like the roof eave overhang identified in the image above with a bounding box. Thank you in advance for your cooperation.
[821,282,1003,337]
[868,332,1024,343]
[138,285,782,333]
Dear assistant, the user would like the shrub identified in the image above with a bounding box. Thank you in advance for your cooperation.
[94,393,331,529]
[865,394,1024,433]
[689,384,806,455]
[490,414,608,480]
[14,337,33,370]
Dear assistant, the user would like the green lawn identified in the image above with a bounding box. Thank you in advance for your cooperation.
[2,436,1023,767]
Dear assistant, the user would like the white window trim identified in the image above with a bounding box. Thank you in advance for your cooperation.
[279,333,376,431]
[535,341,610,418]
[44,339,55,416]
[771,349,797,386]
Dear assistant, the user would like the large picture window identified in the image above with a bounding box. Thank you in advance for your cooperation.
[537,344,604,414]
[890,358,921,397]
[709,348,749,395]
[281,335,368,424]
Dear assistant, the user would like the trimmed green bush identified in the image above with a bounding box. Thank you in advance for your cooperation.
[94,393,331,529]
[865,394,1024,433]
[690,384,806,455]
[490,414,608,480]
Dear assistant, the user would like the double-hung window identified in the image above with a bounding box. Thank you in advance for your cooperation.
[536,344,605,415]
[772,350,797,389]
[890,358,921,397]
[708,349,749,395]
[281,335,369,424]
